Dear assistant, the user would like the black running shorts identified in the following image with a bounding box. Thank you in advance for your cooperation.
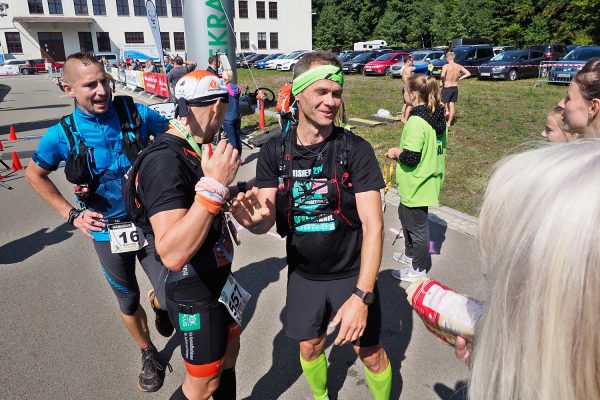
[441,86,459,103]
[285,271,381,347]
[165,275,240,378]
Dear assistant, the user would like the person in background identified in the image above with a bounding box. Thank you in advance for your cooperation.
[387,74,447,282]
[167,56,197,99]
[207,55,219,76]
[401,56,416,123]
[164,56,174,74]
[221,69,243,154]
[558,59,600,138]
[541,105,579,142]
[456,140,600,400]
[144,59,157,73]
[440,51,470,127]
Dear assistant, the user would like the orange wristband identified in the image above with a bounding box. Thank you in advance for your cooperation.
[195,194,222,215]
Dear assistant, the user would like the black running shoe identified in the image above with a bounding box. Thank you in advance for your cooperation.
[138,344,169,392]
[147,289,174,337]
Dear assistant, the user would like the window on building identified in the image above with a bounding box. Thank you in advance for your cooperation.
[5,32,23,53]
[171,0,182,16]
[174,32,185,50]
[125,32,144,44]
[78,32,94,52]
[133,0,146,16]
[240,32,249,50]
[116,0,129,15]
[48,0,63,14]
[238,1,248,18]
[270,32,278,49]
[74,0,88,15]
[96,32,111,51]
[155,0,167,16]
[160,32,170,50]
[256,1,265,18]
[28,0,44,14]
[92,0,106,15]
[268,2,277,18]
[257,32,266,49]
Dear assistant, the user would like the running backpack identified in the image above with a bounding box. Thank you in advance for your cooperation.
[59,95,143,186]
[276,82,298,134]
[274,127,358,238]
[122,139,192,232]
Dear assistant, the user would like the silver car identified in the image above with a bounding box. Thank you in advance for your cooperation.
[390,50,444,77]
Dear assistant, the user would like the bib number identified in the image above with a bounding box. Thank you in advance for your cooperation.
[108,222,146,253]
[218,273,251,325]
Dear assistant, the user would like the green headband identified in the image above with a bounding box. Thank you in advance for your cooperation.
[292,65,344,96]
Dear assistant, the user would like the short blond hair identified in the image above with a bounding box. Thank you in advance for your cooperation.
[446,51,455,61]
[221,69,233,83]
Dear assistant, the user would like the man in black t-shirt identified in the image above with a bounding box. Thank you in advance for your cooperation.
[237,51,392,400]
[130,70,264,400]
[167,56,197,99]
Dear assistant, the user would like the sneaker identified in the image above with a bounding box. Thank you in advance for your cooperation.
[392,252,413,266]
[138,344,169,392]
[147,289,174,338]
[391,266,427,282]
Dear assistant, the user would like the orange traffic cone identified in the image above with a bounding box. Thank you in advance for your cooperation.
[11,152,23,171]
[9,126,17,141]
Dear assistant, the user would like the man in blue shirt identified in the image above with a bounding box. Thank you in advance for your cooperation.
[25,53,171,393]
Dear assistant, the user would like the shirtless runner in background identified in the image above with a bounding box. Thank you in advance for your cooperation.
[441,52,470,127]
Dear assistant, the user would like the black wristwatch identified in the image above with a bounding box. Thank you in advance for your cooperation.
[237,181,247,193]
[353,287,375,305]
[67,207,83,226]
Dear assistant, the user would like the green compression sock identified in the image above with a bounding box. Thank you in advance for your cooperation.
[365,361,392,400]
[300,352,329,400]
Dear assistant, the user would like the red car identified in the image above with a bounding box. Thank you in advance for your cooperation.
[29,58,64,72]
[363,52,410,76]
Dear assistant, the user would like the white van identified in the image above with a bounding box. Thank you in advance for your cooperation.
[94,52,120,66]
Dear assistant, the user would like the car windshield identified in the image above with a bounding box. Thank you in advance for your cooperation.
[490,51,522,61]
[351,53,373,61]
[286,52,302,59]
[411,53,428,61]
[375,53,395,61]
[562,48,600,61]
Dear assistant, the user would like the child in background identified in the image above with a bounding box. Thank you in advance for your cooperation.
[221,69,243,154]
[541,105,579,142]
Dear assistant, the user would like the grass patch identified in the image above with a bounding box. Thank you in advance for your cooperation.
[237,69,566,216]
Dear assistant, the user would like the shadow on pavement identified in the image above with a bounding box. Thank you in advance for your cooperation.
[0,103,71,112]
[429,214,448,255]
[0,83,11,103]
[0,223,76,264]
[158,334,181,368]
[434,380,468,400]
[0,118,59,137]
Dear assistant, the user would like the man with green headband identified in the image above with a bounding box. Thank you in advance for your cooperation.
[238,51,392,399]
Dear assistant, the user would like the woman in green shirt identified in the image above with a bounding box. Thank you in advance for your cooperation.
[386,74,447,282]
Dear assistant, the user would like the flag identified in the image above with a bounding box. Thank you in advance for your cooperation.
[146,0,164,66]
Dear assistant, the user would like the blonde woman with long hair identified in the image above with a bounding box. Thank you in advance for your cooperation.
[459,140,600,400]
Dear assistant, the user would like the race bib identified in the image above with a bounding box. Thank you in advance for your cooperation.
[218,273,251,325]
[108,222,146,253]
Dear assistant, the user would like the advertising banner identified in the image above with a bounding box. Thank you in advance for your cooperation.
[143,72,170,98]
[123,44,161,62]
[135,71,145,89]
[125,70,138,89]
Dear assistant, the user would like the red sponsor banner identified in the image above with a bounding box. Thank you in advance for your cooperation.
[143,72,170,98]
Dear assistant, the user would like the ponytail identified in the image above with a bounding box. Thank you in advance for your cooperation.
[407,74,441,114]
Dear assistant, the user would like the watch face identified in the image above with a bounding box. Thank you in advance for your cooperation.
[364,292,375,305]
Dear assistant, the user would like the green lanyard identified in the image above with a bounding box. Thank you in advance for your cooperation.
[169,118,203,156]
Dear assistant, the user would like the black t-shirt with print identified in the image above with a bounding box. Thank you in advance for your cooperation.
[256,127,384,280]
[136,134,232,296]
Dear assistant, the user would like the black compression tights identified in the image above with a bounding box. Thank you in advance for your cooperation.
[213,368,236,400]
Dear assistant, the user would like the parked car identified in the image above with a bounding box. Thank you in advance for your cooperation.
[28,58,64,72]
[240,53,268,68]
[254,53,283,69]
[264,53,288,69]
[530,44,566,61]
[549,46,600,82]
[277,51,308,71]
[235,52,256,67]
[430,45,495,77]
[478,50,545,80]
[0,59,36,75]
[451,38,488,48]
[565,45,579,53]
[363,52,410,76]
[272,51,306,70]
[339,51,365,62]
[493,46,517,56]
[390,50,444,77]
[94,52,120,66]
[341,51,380,73]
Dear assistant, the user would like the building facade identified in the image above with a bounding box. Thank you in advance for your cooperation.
[0,0,312,62]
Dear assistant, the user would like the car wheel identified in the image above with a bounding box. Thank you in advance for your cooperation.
[384,67,391,76]
[508,69,518,81]
[22,68,33,75]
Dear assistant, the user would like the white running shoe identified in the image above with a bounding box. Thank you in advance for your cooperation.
[393,252,413,266]
[391,266,427,282]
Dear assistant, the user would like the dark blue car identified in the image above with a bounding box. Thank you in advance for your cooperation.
[549,46,600,83]
[254,53,283,69]
[478,50,545,80]
[431,45,494,77]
